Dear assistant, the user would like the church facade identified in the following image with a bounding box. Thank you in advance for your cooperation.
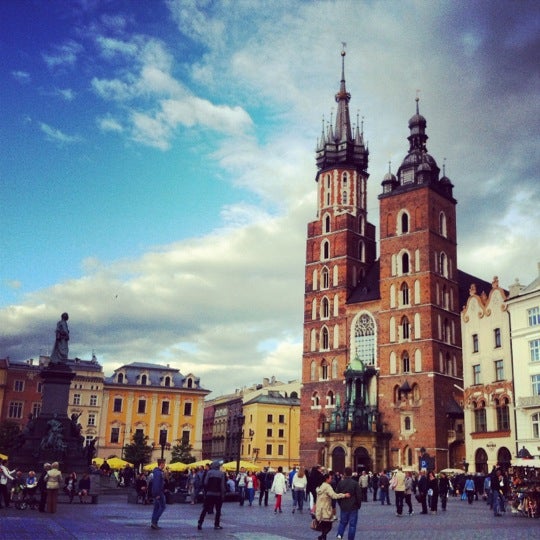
[300,52,477,473]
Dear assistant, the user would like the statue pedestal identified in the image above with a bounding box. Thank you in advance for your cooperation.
[9,363,88,475]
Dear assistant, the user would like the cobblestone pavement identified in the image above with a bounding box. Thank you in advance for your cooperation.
[0,491,537,540]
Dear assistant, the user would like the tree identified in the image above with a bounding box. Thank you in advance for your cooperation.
[0,420,21,455]
[170,438,196,464]
[123,431,153,470]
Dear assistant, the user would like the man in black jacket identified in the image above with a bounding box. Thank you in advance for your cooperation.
[336,467,362,540]
[198,460,226,530]
[417,469,428,514]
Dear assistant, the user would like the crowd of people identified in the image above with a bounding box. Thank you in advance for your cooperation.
[0,458,93,513]
[2,454,531,535]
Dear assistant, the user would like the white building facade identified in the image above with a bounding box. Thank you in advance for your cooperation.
[507,263,540,460]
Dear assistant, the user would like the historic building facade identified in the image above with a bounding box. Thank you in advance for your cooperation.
[462,278,515,472]
[506,264,540,460]
[99,362,209,462]
[300,52,476,473]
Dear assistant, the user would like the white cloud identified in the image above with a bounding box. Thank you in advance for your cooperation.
[12,70,31,84]
[42,40,83,68]
[97,115,124,133]
[39,122,81,144]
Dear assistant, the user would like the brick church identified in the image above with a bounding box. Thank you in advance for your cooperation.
[300,51,486,473]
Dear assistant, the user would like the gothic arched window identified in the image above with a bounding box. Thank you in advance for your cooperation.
[354,313,376,366]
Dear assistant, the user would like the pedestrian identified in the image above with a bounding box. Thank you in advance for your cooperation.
[464,474,475,505]
[392,467,406,516]
[492,468,508,517]
[314,472,349,540]
[78,473,91,503]
[271,466,287,513]
[427,471,439,513]
[257,467,273,506]
[198,460,226,530]
[0,458,14,508]
[236,466,247,506]
[245,470,257,506]
[292,467,308,513]
[358,471,369,502]
[371,472,379,501]
[438,472,449,511]
[404,471,414,515]
[150,459,167,530]
[417,469,428,514]
[307,464,325,508]
[289,466,298,509]
[378,471,391,505]
[336,466,362,540]
[64,472,77,503]
[45,461,62,514]
[37,463,51,512]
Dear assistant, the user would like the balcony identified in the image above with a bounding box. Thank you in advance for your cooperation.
[517,395,540,408]
[320,406,380,435]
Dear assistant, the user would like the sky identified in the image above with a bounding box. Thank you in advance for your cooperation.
[1,0,539,397]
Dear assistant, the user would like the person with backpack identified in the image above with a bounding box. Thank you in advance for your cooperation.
[197,460,226,530]
[336,467,362,540]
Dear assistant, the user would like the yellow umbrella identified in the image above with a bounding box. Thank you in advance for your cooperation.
[143,462,158,472]
[0,453,8,460]
[189,459,212,469]
[92,457,105,466]
[105,457,133,469]
[168,461,188,472]
[222,460,261,472]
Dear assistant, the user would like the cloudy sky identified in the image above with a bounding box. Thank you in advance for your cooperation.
[1,0,539,396]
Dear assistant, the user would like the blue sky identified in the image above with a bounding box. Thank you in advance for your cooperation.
[1,0,539,395]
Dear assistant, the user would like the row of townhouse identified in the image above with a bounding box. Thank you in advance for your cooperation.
[203,377,301,471]
[0,356,209,463]
[462,263,540,472]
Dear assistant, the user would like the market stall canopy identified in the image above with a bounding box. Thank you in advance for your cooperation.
[222,460,261,472]
[188,459,212,469]
[0,453,8,460]
[93,457,133,469]
[440,468,466,475]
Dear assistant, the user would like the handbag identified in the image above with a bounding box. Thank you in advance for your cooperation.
[310,518,322,531]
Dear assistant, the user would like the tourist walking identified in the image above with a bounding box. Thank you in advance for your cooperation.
[336,466,362,540]
[150,459,167,530]
[378,471,391,505]
[271,466,287,513]
[245,471,257,506]
[198,460,226,530]
[464,475,475,504]
[314,472,349,540]
[307,464,325,507]
[427,470,439,513]
[438,472,449,511]
[257,467,273,506]
[236,467,247,506]
[292,468,308,513]
[37,463,51,512]
[45,461,62,514]
[358,471,369,502]
[417,469,428,514]
[392,467,406,516]
[404,471,414,515]
[0,458,14,508]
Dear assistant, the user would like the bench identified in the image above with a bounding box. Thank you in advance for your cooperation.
[58,493,99,504]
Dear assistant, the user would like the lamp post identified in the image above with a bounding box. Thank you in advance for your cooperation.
[235,414,245,475]
[159,429,167,461]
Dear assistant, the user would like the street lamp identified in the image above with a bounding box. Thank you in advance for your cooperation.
[235,415,245,475]
[159,429,167,461]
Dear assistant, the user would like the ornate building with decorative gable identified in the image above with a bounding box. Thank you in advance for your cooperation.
[462,278,514,472]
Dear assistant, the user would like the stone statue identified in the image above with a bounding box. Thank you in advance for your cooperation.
[50,312,69,364]
[40,415,66,454]
[84,437,97,466]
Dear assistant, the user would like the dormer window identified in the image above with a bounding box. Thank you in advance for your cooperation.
[186,377,193,388]
[117,373,124,384]
[164,376,171,387]
[140,374,148,385]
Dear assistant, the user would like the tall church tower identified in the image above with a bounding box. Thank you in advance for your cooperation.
[377,99,463,470]
[300,51,379,467]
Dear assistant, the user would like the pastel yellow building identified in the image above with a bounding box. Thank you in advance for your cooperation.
[99,362,209,462]
[242,385,300,471]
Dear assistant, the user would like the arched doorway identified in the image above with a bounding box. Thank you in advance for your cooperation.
[354,446,372,473]
[474,448,488,474]
[332,446,346,474]
[497,447,512,471]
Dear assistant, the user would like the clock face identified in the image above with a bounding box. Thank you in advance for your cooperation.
[401,169,414,185]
